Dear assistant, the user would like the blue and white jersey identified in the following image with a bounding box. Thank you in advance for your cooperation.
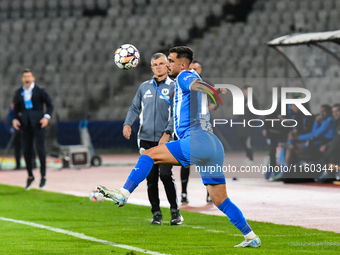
[174,70,212,139]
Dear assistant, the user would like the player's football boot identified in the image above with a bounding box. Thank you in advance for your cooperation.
[234,236,261,248]
[96,185,127,207]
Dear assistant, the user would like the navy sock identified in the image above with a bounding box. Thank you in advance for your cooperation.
[218,197,252,235]
[123,155,154,193]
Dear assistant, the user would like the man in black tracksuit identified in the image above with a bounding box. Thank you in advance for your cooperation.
[123,53,182,225]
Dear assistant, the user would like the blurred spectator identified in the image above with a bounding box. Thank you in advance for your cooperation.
[12,69,53,190]
[284,104,335,166]
[262,100,289,174]
[236,84,258,166]
[315,104,340,182]
[269,102,314,180]
[285,104,314,136]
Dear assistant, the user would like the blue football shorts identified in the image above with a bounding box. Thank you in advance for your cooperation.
[165,130,226,185]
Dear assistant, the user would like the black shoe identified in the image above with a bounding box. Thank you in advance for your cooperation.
[25,177,35,190]
[206,193,213,204]
[181,193,189,204]
[151,211,162,225]
[39,177,46,189]
[170,210,183,225]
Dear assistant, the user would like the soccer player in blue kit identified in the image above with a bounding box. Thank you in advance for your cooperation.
[98,46,261,248]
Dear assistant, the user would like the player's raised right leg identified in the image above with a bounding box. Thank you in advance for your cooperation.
[97,143,180,207]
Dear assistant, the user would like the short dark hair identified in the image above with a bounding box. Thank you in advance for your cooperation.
[169,46,194,63]
[22,68,33,75]
[333,103,340,110]
[321,104,332,117]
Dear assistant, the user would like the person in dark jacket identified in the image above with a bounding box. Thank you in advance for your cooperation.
[12,69,53,190]
[236,84,259,166]
[262,100,289,174]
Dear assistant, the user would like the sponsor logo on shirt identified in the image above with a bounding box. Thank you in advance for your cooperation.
[144,89,153,98]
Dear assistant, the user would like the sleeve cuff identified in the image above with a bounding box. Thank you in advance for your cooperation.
[44,114,51,119]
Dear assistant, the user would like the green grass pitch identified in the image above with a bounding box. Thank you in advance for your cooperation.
[0,184,339,254]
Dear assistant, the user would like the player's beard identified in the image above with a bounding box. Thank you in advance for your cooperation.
[168,73,177,79]
[167,69,177,79]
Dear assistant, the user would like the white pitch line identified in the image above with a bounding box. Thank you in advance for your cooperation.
[0,216,168,255]
[180,224,329,237]
[290,242,340,246]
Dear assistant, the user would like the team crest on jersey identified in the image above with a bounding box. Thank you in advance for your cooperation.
[161,89,169,95]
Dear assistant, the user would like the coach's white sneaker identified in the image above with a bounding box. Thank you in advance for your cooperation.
[234,236,261,248]
[97,185,127,207]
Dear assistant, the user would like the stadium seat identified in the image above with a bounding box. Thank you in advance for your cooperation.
[264,1,276,11]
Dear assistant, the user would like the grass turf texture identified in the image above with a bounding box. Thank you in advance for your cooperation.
[0,184,339,254]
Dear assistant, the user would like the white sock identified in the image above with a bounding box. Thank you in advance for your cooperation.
[245,231,256,240]
[120,188,131,198]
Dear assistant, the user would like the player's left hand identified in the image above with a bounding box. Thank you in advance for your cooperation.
[158,133,170,145]
[40,117,49,128]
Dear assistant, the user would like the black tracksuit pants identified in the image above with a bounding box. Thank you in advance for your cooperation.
[140,140,178,214]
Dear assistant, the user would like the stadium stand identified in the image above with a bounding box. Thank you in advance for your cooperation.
[0,0,339,124]
[0,0,231,122]
[189,0,340,116]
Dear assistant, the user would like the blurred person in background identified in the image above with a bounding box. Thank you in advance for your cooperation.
[236,84,258,166]
[315,103,340,183]
[123,53,182,225]
[269,101,314,181]
[12,69,53,190]
[262,100,289,179]
[284,104,335,167]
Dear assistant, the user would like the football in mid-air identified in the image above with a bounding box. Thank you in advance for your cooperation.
[114,44,140,70]
[89,189,105,202]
